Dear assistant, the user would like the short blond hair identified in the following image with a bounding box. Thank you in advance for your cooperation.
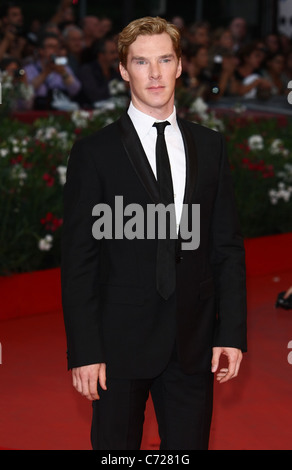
[118,16,181,68]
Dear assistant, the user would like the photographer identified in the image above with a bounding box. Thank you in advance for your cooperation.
[24,32,81,109]
[0,56,34,110]
[275,286,292,310]
[0,1,26,61]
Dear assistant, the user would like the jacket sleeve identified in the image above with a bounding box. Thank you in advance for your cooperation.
[61,137,105,369]
[211,133,247,352]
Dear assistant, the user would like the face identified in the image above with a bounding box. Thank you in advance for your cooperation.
[230,18,246,40]
[6,7,23,26]
[193,47,209,69]
[40,38,60,61]
[83,17,102,39]
[102,40,118,67]
[220,31,233,50]
[193,27,209,47]
[119,33,182,119]
[247,50,263,70]
[67,30,84,54]
[266,34,279,53]
[268,55,285,75]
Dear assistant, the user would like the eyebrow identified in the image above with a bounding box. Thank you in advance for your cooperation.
[131,53,175,62]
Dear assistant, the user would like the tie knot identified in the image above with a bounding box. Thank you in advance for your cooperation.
[153,121,170,135]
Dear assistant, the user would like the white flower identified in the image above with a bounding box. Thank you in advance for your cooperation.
[38,234,53,251]
[1,73,13,89]
[9,138,19,145]
[71,110,92,128]
[270,139,283,154]
[19,83,34,101]
[56,165,67,185]
[35,127,57,141]
[189,97,208,120]
[277,164,292,183]
[248,135,264,150]
[270,139,289,156]
[0,148,8,157]
[268,182,292,204]
[202,111,225,132]
[233,103,247,114]
[108,79,126,96]
[10,164,27,185]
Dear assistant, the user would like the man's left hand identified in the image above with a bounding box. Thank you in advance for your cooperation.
[211,347,243,383]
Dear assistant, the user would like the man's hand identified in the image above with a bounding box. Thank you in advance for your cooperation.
[211,347,242,384]
[72,363,107,400]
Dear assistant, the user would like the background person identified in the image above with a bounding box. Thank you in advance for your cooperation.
[77,36,121,106]
[0,1,26,61]
[24,32,81,109]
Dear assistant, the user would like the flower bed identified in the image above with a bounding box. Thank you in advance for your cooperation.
[0,98,292,275]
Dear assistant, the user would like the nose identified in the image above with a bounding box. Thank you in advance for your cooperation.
[149,62,161,80]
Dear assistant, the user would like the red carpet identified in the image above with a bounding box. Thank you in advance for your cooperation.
[0,234,292,450]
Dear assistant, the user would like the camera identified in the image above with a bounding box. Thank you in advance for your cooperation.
[50,54,68,66]
[275,292,292,310]
[14,68,25,79]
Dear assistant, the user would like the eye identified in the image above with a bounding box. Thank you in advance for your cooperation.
[160,57,172,63]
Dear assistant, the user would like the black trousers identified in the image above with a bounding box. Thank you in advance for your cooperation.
[91,351,214,450]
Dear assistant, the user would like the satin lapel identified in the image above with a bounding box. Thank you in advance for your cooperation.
[177,117,198,205]
[117,112,160,204]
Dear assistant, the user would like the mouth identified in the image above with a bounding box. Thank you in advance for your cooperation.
[147,85,165,92]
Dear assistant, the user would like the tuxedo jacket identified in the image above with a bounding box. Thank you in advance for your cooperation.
[61,111,247,378]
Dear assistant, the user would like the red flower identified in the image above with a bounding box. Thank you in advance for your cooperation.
[241,157,274,178]
[10,154,23,165]
[236,141,250,154]
[43,173,55,187]
[40,212,63,231]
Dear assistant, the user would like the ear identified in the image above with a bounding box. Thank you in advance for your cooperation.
[176,57,182,79]
[119,62,129,82]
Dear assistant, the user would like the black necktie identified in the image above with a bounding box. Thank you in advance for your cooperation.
[153,121,176,300]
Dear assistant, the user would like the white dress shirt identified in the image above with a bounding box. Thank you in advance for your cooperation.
[127,102,186,227]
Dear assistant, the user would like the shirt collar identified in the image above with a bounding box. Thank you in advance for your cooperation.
[127,101,179,139]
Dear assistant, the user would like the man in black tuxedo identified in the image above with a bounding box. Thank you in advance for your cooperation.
[61,16,247,450]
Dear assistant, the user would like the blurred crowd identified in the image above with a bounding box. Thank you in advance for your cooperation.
[0,0,292,111]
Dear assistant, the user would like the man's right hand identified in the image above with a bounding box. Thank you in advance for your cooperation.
[72,363,107,401]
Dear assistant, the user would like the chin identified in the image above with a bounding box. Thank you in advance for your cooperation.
[146,94,169,108]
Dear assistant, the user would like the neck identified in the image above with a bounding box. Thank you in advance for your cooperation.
[131,97,174,121]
